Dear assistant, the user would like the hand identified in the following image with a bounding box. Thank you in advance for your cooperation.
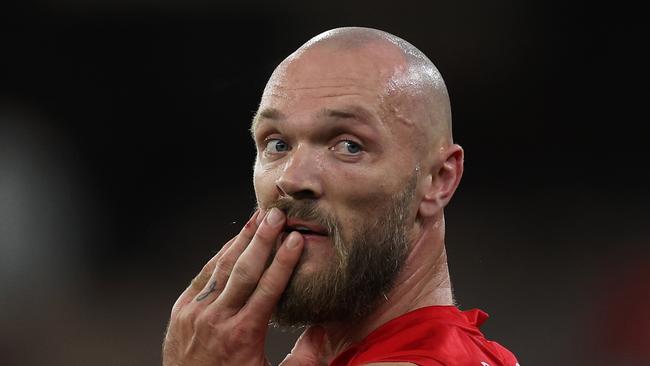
[163,208,305,366]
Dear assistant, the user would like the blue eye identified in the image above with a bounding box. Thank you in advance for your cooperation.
[332,140,363,155]
[264,139,290,154]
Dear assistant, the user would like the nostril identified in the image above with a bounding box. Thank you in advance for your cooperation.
[276,183,318,200]
[275,159,322,198]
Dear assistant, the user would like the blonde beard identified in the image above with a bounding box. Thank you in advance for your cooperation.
[267,174,417,327]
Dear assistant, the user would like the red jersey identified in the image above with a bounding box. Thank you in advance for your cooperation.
[329,306,519,366]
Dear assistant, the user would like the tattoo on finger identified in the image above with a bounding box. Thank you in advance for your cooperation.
[196,280,218,301]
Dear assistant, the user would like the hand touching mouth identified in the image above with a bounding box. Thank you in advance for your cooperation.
[285,218,328,235]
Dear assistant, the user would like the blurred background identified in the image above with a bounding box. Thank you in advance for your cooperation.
[1,1,648,365]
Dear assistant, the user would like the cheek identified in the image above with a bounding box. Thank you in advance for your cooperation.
[253,162,278,207]
[332,172,394,218]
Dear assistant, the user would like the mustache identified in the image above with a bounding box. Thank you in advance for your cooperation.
[263,198,337,236]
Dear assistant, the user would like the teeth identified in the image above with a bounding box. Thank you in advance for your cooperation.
[296,226,311,231]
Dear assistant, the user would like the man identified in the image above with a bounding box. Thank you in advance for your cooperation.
[163,27,519,366]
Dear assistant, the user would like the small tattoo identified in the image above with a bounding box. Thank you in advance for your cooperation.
[196,280,217,301]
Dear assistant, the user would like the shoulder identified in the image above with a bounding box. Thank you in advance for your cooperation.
[363,362,444,366]
[335,307,517,366]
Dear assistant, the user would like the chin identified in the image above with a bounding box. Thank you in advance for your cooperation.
[294,241,334,274]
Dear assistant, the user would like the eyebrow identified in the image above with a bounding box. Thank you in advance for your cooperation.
[317,106,379,130]
[319,108,363,120]
[250,105,377,136]
[250,107,284,135]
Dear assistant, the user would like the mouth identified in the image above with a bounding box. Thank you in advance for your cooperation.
[282,218,329,238]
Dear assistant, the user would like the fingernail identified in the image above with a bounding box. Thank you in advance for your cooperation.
[266,207,284,227]
[285,232,301,249]
[245,211,259,228]
[256,209,267,225]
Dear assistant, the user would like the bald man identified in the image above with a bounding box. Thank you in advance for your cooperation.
[162,27,519,366]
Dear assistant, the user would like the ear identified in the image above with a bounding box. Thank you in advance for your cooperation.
[418,144,464,217]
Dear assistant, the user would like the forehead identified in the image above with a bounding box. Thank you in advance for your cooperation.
[260,44,407,109]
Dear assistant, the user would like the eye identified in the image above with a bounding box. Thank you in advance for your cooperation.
[331,140,363,156]
[263,138,290,154]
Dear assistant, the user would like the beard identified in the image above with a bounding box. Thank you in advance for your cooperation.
[264,174,417,327]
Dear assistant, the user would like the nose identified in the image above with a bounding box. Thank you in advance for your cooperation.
[276,145,323,200]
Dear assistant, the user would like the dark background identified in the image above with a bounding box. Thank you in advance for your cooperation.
[1,1,648,365]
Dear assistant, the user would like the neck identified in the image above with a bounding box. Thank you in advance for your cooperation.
[318,214,453,361]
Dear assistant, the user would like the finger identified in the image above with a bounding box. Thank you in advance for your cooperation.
[216,207,286,310]
[241,231,304,322]
[189,237,236,292]
[192,209,265,304]
[175,210,262,312]
[171,236,236,315]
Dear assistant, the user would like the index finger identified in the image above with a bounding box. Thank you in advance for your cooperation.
[241,231,304,322]
[173,210,262,311]
[171,236,236,314]
[216,207,286,310]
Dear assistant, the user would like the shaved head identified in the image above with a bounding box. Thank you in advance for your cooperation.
[252,28,464,327]
[259,27,453,157]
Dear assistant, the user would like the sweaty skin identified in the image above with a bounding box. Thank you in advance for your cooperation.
[163,27,464,366]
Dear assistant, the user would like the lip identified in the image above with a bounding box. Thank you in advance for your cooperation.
[278,230,329,248]
[285,218,328,236]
